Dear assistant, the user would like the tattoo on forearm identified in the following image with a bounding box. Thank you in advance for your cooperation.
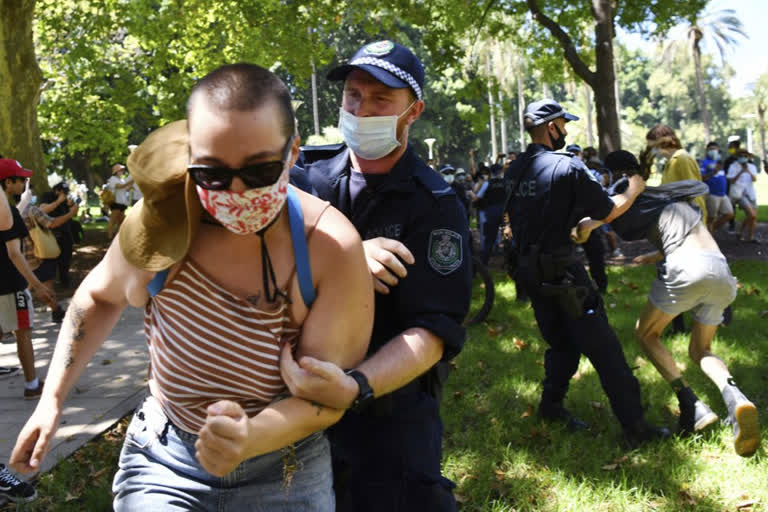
[63,304,86,369]
[70,304,86,342]
[311,401,323,416]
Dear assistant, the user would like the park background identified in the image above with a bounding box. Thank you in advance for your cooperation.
[2,0,768,510]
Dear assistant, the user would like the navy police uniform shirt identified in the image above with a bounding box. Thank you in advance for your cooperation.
[303,143,471,361]
[507,143,614,254]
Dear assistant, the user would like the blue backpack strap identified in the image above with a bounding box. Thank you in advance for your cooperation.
[147,269,170,297]
[287,186,316,308]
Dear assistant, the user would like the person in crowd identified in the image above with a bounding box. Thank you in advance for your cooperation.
[726,149,759,243]
[475,156,507,264]
[440,164,470,215]
[576,150,760,457]
[566,143,582,161]
[722,136,742,231]
[291,40,472,511]
[504,98,669,445]
[39,176,75,288]
[105,163,134,239]
[1,159,57,400]
[582,146,602,170]
[20,180,78,323]
[10,63,373,511]
[700,141,733,233]
[646,124,707,226]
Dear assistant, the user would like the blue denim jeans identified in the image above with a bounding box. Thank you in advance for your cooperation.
[112,394,334,511]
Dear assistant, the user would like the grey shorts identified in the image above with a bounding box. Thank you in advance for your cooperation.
[650,249,737,325]
[705,194,733,218]
[737,194,757,211]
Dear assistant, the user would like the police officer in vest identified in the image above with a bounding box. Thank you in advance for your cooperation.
[475,159,507,264]
[504,98,670,445]
[282,40,472,510]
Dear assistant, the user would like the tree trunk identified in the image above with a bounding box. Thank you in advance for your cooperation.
[691,43,711,142]
[486,54,497,159]
[498,89,508,154]
[517,67,525,152]
[758,104,767,173]
[584,83,594,147]
[527,0,621,158]
[591,0,620,158]
[308,27,320,136]
[0,0,45,190]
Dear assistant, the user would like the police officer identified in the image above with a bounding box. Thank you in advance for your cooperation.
[475,158,507,264]
[504,98,669,444]
[282,40,472,511]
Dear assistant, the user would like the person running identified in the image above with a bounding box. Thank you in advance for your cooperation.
[10,63,373,511]
[575,150,761,457]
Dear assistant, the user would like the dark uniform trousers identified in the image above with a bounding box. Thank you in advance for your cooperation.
[480,204,504,265]
[523,263,643,429]
[582,229,607,292]
[329,390,456,511]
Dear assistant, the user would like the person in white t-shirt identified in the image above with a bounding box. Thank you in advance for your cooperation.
[726,150,759,243]
[105,164,134,239]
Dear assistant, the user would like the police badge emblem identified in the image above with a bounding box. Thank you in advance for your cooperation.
[363,40,395,57]
[428,229,463,275]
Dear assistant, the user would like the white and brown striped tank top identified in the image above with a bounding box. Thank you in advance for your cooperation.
[144,258,301,433]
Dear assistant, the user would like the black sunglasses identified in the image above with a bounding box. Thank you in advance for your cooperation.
[188,136,294,190]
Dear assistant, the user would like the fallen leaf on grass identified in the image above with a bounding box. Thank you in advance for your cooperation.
[626,282,639,290]
[736,499,758,509]
[494,468,506,481]
[490,417,499,425]
[572,371,582,381]
[453,391,463,400]
[521,405,534,418]
[512,337,529,350]
[454,493,467,503]
[759,310,768,319]
[65,493,77,502]
[590,401,604,409]
[601,463,619,471]
[90,467,109,480]
[487,326,502,337]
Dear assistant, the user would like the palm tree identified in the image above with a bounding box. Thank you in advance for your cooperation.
[664,8,747,142]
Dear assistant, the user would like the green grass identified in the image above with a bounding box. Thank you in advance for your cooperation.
[443,262,768,511]
[4,232,766,511]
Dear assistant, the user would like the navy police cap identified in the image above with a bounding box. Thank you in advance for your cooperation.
[566,144,582,153]
[327,40,425,100]
[524,98,579,127]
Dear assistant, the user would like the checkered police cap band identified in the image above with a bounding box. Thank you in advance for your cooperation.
[349,56,423,100]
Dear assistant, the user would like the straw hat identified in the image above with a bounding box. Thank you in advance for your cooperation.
[119,120,201,271]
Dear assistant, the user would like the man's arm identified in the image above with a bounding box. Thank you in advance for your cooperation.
[6,238,56,307]
[0,191,11,230]
[46,204,79,229]
[39,192,68,214]
[601,174,646,223]
[10,237,150,473]
[282,194,471,409]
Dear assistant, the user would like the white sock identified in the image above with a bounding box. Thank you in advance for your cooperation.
[25,377,39,390]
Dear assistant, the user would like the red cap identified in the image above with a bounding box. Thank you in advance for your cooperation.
[0,159,33,180]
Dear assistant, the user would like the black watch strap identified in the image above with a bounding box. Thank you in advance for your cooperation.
[345,369,375,412]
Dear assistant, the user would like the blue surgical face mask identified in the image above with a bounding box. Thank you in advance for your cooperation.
[338,102,415,160]
[443,174,455,184]
[737,156,748,164]
[707,149,720,161]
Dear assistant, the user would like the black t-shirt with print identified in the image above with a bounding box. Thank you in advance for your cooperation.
[0,206,29,294]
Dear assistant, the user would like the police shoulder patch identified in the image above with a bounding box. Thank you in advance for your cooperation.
[364,40,395,56]
[428,229,463,275]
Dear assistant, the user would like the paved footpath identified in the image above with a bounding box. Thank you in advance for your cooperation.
[0,300,147,496]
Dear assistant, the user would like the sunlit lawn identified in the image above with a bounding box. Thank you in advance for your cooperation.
[443,262,767,511]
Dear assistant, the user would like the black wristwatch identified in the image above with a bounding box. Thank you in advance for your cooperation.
[345,369,375,412]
